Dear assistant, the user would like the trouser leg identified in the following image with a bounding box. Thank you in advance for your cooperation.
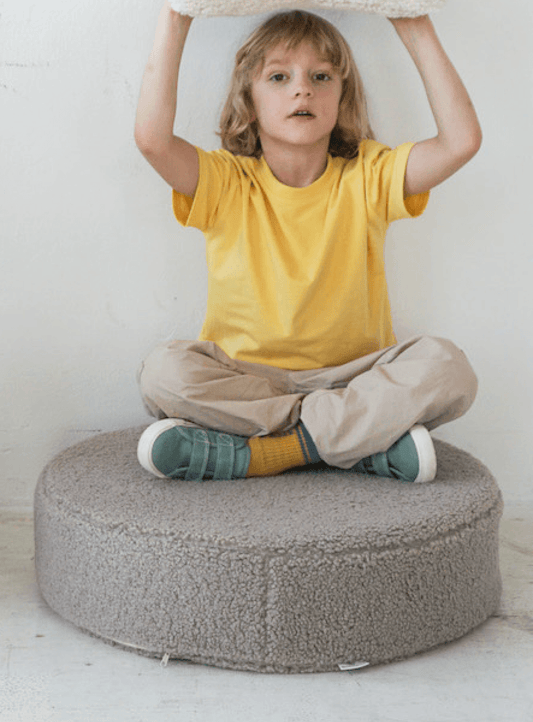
[138,340,303,438]
[139,336,477,470]
[299,336,478,468]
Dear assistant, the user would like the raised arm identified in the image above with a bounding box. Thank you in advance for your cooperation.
[389,15,482,197]
[134,2,199,196]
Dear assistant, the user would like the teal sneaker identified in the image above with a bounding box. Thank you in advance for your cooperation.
[351,425,437,483]
[137,419,251,481]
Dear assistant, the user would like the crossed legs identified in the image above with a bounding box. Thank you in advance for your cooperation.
[138,336,477,474]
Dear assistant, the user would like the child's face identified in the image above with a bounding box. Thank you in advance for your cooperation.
[251,41,343,156]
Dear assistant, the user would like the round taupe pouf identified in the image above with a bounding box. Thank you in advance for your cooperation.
[34,427,503,674]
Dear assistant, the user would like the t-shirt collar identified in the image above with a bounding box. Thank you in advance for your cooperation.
[257,154,335,197]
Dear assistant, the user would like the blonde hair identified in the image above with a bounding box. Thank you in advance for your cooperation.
[218,10,374,159]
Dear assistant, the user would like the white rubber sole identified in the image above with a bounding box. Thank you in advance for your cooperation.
[409,425,437,483]
[137,419,184,478]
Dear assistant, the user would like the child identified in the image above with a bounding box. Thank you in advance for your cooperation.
[134,3,481,483]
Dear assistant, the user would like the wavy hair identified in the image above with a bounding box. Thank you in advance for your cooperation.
[218,11,374,159]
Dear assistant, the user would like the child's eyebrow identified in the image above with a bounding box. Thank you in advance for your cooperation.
[263,59,286,69]
[263,56,333,70]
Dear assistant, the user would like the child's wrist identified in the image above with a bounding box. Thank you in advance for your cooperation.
[389,14,434,47]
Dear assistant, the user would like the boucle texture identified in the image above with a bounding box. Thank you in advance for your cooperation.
[34,427,503,674]
[169,0,446,18]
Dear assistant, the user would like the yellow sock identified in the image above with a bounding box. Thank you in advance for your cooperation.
[246,425,318,477]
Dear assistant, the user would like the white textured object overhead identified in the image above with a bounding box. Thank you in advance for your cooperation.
[169,0,446,19]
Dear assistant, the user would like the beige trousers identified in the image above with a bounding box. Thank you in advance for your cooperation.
[138,336,478,469]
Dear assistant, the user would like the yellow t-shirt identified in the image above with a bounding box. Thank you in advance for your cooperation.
[172,139,429,370]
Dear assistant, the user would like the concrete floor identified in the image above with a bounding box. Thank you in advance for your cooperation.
[1,504,532,722]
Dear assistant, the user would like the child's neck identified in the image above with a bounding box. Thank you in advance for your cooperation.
[261,143,330,188]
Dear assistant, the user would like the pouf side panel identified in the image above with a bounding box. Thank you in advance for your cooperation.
[34,481,270,666]
[264,496,503,671]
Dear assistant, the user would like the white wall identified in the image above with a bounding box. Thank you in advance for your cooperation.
[2,0,532,509]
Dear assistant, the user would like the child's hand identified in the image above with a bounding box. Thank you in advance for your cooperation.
[388,14,430,26]
[166,0,193,19]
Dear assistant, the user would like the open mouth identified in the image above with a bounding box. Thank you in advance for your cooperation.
[290,110,315,118]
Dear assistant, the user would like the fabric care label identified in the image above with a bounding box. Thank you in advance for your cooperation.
[338,662,370,671]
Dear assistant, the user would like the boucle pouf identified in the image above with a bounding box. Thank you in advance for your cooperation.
[34,427,503,674]
[169,0,446,19]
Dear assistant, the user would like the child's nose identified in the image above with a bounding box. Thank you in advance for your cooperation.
[294,74,313,97]
[294,85,312,97]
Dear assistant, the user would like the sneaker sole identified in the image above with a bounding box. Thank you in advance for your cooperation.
[409,425,437,483]
[137,419,184,479]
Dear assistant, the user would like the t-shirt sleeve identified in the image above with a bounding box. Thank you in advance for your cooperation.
[172,147,239,231]
[362,140,430,223]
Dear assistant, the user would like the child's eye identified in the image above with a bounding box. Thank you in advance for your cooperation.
[269,73,287,83]
[314,73,331,82]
